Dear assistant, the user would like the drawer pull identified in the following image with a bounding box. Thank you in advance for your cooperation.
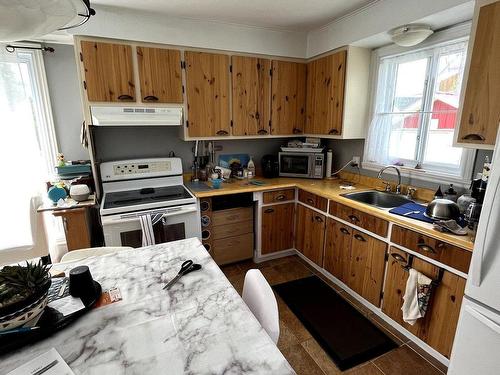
[275,194,286,201]
[143,95,159,101]
[461,133,485,141]
[264,208,274,213]
[348,215,359,223]
[216,130,229,136]
[306,198,315,205]
[117,94,134,101]
[340,227,350,235]
[417,243,436,253]
[328,128,339,135]
[314,215,324,223]
[293,128,303,134]
[354,234,366,242]
[257,129,268,135]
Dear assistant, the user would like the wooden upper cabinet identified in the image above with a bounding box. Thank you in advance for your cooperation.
[232,56,271,136]
[457,1,500,147]
[80,41,135,102]
[136,47,183,103]
[185,51,231,137]
[306,51,347,136]
[271,60,307,135]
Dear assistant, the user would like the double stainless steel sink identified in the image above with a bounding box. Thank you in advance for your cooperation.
[341,190,413,209]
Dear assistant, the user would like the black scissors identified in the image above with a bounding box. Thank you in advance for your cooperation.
[163,260,202,290]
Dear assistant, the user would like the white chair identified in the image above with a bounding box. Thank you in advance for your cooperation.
[242,269,280,344]
[60,246,133,263]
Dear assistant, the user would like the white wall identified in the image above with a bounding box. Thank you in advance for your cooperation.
[69,5,308,58]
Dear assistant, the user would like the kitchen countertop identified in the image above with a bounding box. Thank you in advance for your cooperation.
[188,178,475,252]
[0,238,294,375]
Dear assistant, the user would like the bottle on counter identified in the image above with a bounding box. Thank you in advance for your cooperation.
[434,186,443,199]
[247,157,256,179]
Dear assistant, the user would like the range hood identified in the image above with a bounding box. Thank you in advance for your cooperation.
[90,106,183,126]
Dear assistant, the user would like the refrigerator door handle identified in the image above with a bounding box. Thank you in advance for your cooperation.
[470,176,500,287]
[465,305,500,335]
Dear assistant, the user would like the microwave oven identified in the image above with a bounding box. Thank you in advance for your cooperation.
[279,152,325,179]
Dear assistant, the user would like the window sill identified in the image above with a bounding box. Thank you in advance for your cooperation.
[361,161,471,188]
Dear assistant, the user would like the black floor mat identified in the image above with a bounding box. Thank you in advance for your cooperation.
[273,276,397,371]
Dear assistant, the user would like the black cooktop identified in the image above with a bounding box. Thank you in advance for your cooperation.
[103,185,192,209]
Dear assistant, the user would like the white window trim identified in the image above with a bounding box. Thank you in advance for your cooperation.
[362,22,476,188]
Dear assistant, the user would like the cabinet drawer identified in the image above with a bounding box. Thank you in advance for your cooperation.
[213,220,253,240]
[391,225,471,273]
[213,233,254,265]
[298,189,328,212]
[330,201,388,237]
[212,207,253,226]
[263,189,295,204]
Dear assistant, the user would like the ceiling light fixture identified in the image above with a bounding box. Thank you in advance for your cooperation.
[0,0,95,42]
[389,24,434,47]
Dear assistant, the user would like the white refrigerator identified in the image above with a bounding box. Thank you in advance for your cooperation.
[449,137,500,374]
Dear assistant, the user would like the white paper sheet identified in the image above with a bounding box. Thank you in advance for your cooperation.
[48,296,85,316]
[7,348,74,375]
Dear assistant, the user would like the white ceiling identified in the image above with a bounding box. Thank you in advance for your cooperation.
[91,0,378,31]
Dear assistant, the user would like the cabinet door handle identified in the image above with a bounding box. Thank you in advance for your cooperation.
[275,194,286,201]
[340,227,350,235]
[143,95,159,101]
[354,233,366,242]
[255,111,260,120]
[117,94,134,101]
[264,208,274,213]
[257,129,268,135]
[348,215,359,223]
[461,133,485,141]
[293,128,303,134]
[328,128,339,135]
[216,130,229,136]
[391,252,407,263]
[306,198,315,205]
[417,243,436,253]
[314,215,324,223]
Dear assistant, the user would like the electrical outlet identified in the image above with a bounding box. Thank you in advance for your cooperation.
[352,156,361,166]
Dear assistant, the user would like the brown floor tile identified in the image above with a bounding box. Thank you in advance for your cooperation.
[220,263,244,278]
[277,320,302,351]
[274,261,313,283]
[345,362,384,375]
[280,343,325,375]
[406,341,447,374]
[226,273,245,295]
[259,265,288,286]
[373,345,442,375]
[301,338,341,375]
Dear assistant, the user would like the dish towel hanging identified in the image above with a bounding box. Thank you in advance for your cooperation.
[402,268,433,325]
[139,213,164,247]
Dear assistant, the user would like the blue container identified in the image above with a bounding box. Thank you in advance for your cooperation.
[211,179,223,189]
[47,186,67,203]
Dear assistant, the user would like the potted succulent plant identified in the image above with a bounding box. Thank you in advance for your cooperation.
[0,261,51,330]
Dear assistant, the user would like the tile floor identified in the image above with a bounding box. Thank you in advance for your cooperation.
[221,255,448,375]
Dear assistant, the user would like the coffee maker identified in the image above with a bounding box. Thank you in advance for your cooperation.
[261,154,279,178]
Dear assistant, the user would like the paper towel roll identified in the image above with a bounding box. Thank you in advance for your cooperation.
[326,149,333,178]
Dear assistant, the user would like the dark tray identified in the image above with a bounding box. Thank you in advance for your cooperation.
[0,278,101,354]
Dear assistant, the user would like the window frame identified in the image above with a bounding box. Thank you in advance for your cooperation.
[362,22,476,187]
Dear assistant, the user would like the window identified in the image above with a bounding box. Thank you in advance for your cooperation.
[364,37,475,184]
[0,44,58,253]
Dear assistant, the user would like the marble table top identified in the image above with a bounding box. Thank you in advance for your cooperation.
[0,238,294,374]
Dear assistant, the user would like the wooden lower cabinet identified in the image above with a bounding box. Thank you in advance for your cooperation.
[347,229,387,307]
[382,247,466,358]
[324,218,351,283]
[295,204,326,266]
[261,203,295,254]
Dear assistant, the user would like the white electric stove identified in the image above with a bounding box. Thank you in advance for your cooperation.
[99,158,201,247]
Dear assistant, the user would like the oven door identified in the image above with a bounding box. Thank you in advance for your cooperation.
[101,204,201,247]
[279,152,312,178]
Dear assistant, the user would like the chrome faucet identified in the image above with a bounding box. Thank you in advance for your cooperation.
[377,165,402,194]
